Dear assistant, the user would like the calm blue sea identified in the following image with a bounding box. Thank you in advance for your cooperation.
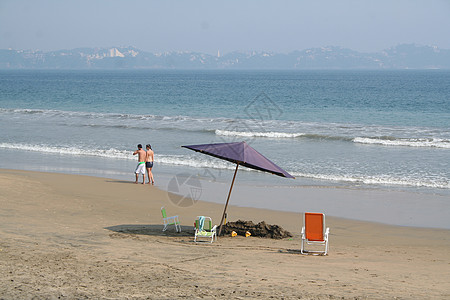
[0,70,449,197]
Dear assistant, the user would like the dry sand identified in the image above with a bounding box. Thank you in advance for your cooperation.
[0,169,449,299]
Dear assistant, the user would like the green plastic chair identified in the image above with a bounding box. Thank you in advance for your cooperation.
[161,207,181,232]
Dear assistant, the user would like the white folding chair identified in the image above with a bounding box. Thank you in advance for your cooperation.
[194,216,217,243]
[301,212,330,255]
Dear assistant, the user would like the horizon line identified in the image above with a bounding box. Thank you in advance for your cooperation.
[2,43,448,55]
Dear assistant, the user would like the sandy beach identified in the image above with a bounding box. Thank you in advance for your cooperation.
[1,169,449,299]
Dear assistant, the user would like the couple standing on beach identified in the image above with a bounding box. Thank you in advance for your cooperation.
[133,144,155,185]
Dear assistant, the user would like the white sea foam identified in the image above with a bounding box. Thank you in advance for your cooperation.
[156,155,236,170]
[0,143,133,160]
[291,172,450,189]
[353,137,450,149]
[0,143,237,170]
[215,130,305,139]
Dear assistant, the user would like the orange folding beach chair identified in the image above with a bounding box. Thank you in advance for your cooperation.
[301,212,330,255]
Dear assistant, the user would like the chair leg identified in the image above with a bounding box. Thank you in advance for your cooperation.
[176,217,181,232]
[301,240,328,255]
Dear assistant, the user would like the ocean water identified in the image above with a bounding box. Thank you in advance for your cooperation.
[0,70,449,199]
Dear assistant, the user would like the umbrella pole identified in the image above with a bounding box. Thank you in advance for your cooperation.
[218,163,239,236]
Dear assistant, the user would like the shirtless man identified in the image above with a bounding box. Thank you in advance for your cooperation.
[145,144,155,185]
[133,144,146,184]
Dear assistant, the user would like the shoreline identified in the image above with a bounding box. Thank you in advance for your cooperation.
[1,168,449,299]
[1,166,449,229]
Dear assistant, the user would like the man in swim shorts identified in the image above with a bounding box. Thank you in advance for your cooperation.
[133,144,146,184]
[146,144,155,185]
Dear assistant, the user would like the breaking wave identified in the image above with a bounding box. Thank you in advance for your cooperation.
[291,172,450,190]
[0,143,133,160]
[0,142,237,170]
[215,130,305,139]
[353,137,450,149]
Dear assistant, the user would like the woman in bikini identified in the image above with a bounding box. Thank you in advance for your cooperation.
[145,144,155,185]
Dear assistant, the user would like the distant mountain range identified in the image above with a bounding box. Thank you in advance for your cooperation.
[1,44,449,70]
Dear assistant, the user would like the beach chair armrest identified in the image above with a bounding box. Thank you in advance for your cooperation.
[211,225,218,232]
[324,227,330,239]
[301,226,305,237]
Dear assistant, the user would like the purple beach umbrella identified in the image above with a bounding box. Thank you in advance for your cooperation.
[182,141,294,236]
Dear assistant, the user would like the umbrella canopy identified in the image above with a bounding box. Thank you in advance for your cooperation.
[182,141,294,235]
[182,141,294,179]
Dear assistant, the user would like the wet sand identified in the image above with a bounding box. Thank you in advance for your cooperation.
[1,169,449,299]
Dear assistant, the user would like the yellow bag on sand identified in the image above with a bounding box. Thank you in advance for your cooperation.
[231,231,237,237]
[245,231,251,237]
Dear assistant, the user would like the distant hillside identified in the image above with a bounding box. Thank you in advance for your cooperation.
[1,44,449,70]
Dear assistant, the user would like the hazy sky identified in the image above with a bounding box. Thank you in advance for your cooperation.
[1,0,449,54]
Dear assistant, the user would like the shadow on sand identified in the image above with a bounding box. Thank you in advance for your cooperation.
[105,224,194,237]
[105,180,139,185]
